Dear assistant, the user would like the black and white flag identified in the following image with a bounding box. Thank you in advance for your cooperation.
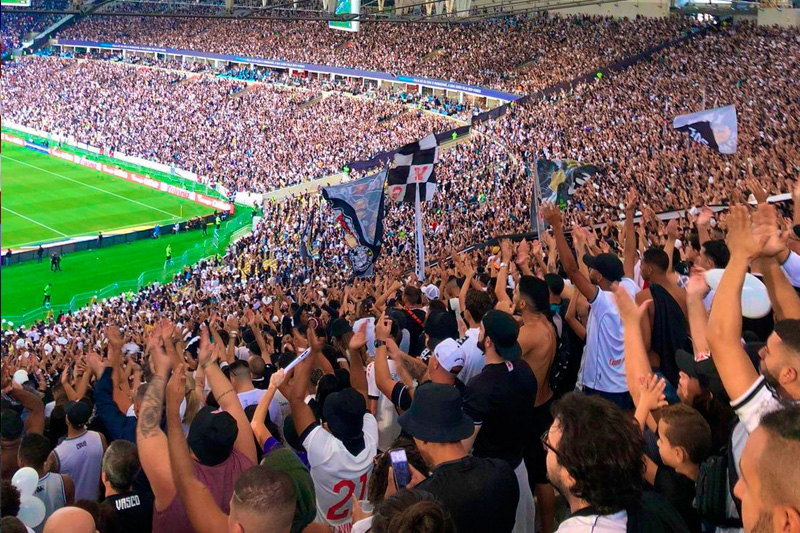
[322,169,387,279]
[386,134,440,203]
[673,105,737,154]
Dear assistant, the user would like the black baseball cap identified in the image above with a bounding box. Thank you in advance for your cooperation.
[481,310,521,361]
[424,311,459,341]
[330,318,353,339]
[675,349,728,401]
[398,382,474,443]
[188,406,239,466]
[66,400,92,427]
[583,253,625,283]
[322,388,366,442]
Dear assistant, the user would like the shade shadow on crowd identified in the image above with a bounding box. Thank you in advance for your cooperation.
[2,10,800,533]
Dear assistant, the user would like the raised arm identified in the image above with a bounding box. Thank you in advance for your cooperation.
[250,370,286,449]
[613,284,652,403]
[199,326,257,465]
[542,203,598,301]
[136,324,176,511]
[165,364,229,533]
[705,206,763,401]
[623,191,637,280]
[685,269,711,355]
[5,381,45,435]
[752,202,800,320]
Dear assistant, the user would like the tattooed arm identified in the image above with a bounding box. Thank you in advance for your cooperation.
[136,324,176,512]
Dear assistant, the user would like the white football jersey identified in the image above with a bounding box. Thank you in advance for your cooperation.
[304,414,379,526]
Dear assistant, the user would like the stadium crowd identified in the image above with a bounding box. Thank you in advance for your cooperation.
[3,12,800,533]
[58,14,698,94]
[1,0,68,51]
[0,57,455,192]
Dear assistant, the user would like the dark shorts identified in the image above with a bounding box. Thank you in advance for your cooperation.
[524,396,555,486]
[583,387,635,411]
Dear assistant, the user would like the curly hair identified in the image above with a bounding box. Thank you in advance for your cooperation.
[370,490,456,533]
[0,480,20,518]
[367,437,430,505]
[551,393,644,514]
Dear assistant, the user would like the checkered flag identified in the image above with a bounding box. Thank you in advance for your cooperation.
[386,134,440,203]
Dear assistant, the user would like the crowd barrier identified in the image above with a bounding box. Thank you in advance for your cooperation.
[1,132,234,214]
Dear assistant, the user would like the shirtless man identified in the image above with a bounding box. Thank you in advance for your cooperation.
[496,239,559,533]
[513,275,558,533]
[636,247,689,390]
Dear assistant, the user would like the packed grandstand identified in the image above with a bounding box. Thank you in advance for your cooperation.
[1,6,800,533]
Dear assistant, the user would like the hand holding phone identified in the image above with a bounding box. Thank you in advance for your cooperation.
[390,449,411,490]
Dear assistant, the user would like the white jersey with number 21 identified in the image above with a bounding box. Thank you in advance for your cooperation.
[303,413,379,527]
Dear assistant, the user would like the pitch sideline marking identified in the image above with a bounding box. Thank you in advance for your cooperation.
[1,206,70,238]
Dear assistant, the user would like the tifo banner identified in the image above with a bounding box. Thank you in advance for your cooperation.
[673,105,738,154]
[322,169,387,278]
[1,133,234,214]
[530,159,601,233]
[329,0,360,32]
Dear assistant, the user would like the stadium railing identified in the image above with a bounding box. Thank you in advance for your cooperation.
[2,212,253,326]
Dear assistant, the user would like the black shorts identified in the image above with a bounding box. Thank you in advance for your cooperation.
[524,396,555,486]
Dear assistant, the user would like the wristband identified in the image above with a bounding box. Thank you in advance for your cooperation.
[374,340,387,348]
[216,388,235,402]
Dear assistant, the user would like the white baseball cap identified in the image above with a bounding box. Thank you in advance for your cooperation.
[433,338,466,373]
[422,284,440,301]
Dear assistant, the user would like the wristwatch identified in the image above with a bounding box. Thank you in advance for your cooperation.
[374,340,387,348]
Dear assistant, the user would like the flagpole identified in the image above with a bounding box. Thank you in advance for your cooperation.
[415,184,425,282]
[531,159,543,238]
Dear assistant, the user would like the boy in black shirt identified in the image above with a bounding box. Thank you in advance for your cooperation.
[100,441,154,533]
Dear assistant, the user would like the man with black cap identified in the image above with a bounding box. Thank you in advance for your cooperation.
[398,382,519,533]
[543,203,638,410]
[137,323,256,533]
[287,328,378,530]
[47,399,106,502]
[461,309,538,533]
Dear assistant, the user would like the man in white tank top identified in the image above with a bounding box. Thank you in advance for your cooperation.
[18,433,74,533]
[46,401,106,502]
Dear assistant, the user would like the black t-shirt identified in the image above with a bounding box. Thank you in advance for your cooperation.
[390,379,466,412]
[462,360,537,467]
[654,466,701,533]
[404,308,426,356]
[416,456,519,533]
[102,491,155,533]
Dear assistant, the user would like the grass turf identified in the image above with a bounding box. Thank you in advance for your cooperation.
[1,141,212,249]
[1,228,222,319]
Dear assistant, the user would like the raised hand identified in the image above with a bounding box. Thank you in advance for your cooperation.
[638,373,668,412]
[166,363,187,412]
[752,203,788,259]
[726,205,768,262]
[612,283,651,326]
[686,268,710,300]
[665,218,679,241]
[515,238,531,266]
[541,202,562,229]
[105,325,124,350]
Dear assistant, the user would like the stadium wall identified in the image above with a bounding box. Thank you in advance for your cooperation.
[758,7,800,26]
[1,131,234,214]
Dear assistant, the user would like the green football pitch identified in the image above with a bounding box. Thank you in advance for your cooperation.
[1,142,212,249]
[0,142,240,321]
